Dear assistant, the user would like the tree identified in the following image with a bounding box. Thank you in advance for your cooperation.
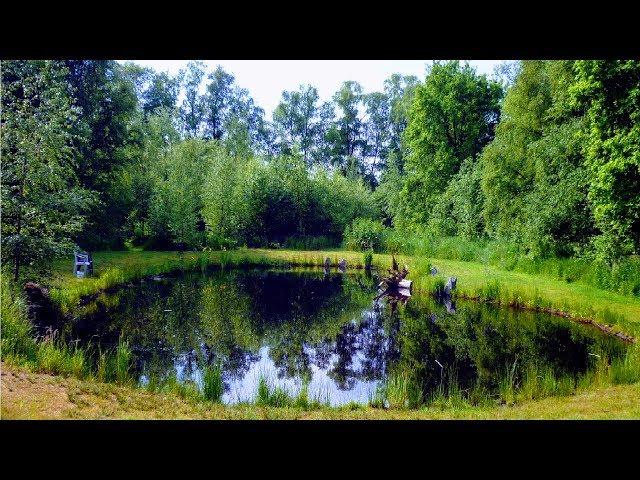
[428,158,486,239]
[313,101,338,168]
[332,81,364,174]
[272,85,321,166]
[63,60,140,249]
[203,66,235,140]
[120,108,181,245]
[149,139,213,249]
[180,61,206,137]
[400,61,502,230]
[141,71,181,117]
[384,73,419,170]
[480,60,595,257]
[361,91,390,188]
[572,60,640,259]
[201,146,247,247]
[1,61,92,280]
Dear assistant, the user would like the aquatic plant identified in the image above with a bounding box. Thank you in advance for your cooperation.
[385,370,423,409]
[115,340,133,385]
[253,374,309,408]
[203,363,224,403]
[368,384,387,409]
[363,251,373,271]
[499,358,519,405]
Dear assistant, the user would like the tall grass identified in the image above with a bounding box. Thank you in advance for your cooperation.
[610,343,640,384]
[35,334,90,379]
[283,235,339,251]
[1,270,37,362]
[0,272,134,385]
[151,372,203,401]
[384,370,423,409]
[427,366,471,409]
[202,363,224,402]
[255,375,291,407]
[252,374,324,410]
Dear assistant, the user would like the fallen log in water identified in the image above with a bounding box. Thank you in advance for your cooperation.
[375,255,412,301]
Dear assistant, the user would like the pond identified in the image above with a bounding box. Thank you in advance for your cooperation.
[63,268,628,406]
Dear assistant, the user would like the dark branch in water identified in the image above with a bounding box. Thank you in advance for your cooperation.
[376,255,412,302]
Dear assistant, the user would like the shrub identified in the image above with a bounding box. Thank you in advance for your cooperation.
[344,218,387,252]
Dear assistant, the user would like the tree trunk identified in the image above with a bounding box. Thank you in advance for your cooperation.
[13,256,20,282]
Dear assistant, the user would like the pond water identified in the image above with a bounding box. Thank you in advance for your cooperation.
[65,268,628,406]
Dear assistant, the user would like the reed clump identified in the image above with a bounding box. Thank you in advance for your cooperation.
[203,363,224,403]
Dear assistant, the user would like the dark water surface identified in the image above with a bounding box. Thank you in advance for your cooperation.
[67,268,627,406]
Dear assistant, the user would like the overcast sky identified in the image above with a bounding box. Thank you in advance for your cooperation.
[118,60,503,117]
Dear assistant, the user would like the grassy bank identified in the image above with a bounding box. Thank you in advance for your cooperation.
[383,234,640,298]
[3,362,639,419]
[41,247,640,337]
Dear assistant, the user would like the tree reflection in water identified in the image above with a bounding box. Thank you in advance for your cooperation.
[70,268,629,405]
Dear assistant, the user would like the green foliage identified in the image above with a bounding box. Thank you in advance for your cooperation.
[388,232,640,297]
[343,218,387,252]
[202,153,377,248]
[428,158,485,239]
[400,61,502,230]
[572,60,640,260]
[114,340,133,385]
[283,236,339,251]
[384,369,423,409]
[363,251,373,270]
[150,139,215,249]
[480,60,596,258]
[64,60,140,250]
[609,343,640,385]
[0,270,37,361]
[255,375,292,407]
[1,60,93,280]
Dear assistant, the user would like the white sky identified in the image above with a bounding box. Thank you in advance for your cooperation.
[118,60,503,117]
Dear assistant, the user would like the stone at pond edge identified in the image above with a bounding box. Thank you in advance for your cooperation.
[444,276,457,294]
[338,258,347,271]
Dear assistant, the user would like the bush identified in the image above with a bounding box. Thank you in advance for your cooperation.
[343,218,387,252]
